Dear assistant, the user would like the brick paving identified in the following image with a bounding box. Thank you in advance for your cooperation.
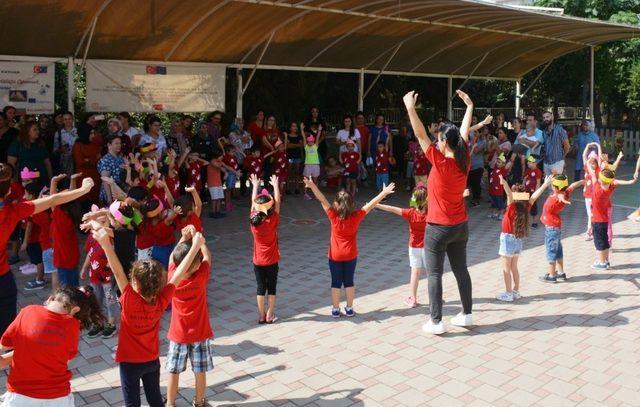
[2,167,640,406]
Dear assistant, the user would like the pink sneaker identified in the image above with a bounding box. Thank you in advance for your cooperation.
[404,296,417,308]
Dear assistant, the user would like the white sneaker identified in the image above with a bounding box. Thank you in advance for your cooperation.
[422,319,446,335]
[450,312,473,327]
[495,292,514,302]
[512,290,522,300]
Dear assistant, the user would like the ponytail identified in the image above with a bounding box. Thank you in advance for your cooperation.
[439,123,469,173]
[53,285,106,329]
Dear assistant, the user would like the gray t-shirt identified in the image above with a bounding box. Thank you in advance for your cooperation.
[471,139,486,170]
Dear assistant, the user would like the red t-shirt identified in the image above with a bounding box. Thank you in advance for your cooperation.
[6,182,24,203]
[376,151,390,174]
[52,207,79,269]
[207,164,222,188]
[136,220,155,250]
[0,201,34,276]
[327,208,366,261]
[273,151,288,180]
[187,161,205,192]
[116,283,175,363]
[261,130,281,155]
[223,153,238,171]
[31,210,52,251]
[501,202,531,234]
[583,165,599,199]
[175,212,203,233]
[251,212,280,266]
[152,219,175,246]
[401,208,428,248]
[541,189,572,228]
[591,182,615,223]
[166,173,181,199]
[356,125,370,156]
[425,145,468,225]
[489,166,509,197]
[85,235,111,284]
[1,305,79,399]
[248,121,266,144]
[341,152,360,174]
[244,155,263,177]
[523,167,542,193]
[167,261,213,343]
[413,153,429,176]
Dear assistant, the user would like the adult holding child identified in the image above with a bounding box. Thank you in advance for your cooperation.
[403,89,474,335]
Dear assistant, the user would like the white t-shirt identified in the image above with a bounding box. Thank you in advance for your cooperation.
[124,126,140,138]
[336,128,361,153]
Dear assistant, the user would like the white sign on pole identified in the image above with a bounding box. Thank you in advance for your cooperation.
[0,61,55,114]
[86,60,226,112]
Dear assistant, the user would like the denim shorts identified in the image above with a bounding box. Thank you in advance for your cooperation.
[490,195,506,210]
[165,338,215,374]
[225,172,237,189]
[544,226,563,262]
[42,248,55,274]
[57,267,79,287]
[498,233,523,257]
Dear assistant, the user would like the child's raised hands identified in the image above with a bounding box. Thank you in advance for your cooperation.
[180,224,196,240]
[81,177,95,191]
[482,115,493,125]
[456,89,473,106]
[192,232,205,249]
[403,91,418,109]
[70,172,84,180]
[185,185,196,193]
[382,182,396,196]
[51,173,67,183]
[249,173,260,187]
[92,227,112,248]
[173,205,183,216]
[302,176,315,188]
[269,174,278,188]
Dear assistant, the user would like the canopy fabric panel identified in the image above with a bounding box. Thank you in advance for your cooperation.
[1,0,639,79]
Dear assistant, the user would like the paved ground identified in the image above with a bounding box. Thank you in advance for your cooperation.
[2,161,640,406]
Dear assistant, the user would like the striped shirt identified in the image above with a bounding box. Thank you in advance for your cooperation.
[543,124,568,165]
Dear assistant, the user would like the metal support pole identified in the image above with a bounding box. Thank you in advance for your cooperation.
[515,80,521,119]
[236,69,243,119]
[447,76,453,120]
[67,56,75,114]
[590,46,595,119]
[358,68,364,112]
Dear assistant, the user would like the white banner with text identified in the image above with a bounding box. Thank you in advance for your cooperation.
[0,61,55,114]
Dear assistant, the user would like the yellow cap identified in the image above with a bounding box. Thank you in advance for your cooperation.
[527,155,536,163]
[599,172,614,184]
[552,176,569,190]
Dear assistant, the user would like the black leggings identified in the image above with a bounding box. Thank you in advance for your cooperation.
[467,168,483,201]
[254,263,279,296]
[425,222,473,323]
[0,271,17,338]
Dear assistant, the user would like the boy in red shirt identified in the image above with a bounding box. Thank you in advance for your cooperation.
[243,147,264,185]
[488,153,512,219]
[375,142,390,192]
[166,227,213,407]
[185,149,209,195]
[523,155,543,228]
[93,226,204,407]
[222,144,241,211]
[586,165,637,269]
[539,175,584,283]
[265,141,288,198]
[207,149,227,219]
[339,140,361,198]
[413,147,429,187]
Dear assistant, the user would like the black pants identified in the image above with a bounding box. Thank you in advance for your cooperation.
[254,263,279,295]
[467,168,483,201]
[120,359,164,407]
[425,222,473,323]
[0,271,17,338]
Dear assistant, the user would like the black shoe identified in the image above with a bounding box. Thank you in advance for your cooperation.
[539,274,557,283]
[101,324,117,338]
[87,325,104,338]
[556,272,567,281]
[531,223,538,229]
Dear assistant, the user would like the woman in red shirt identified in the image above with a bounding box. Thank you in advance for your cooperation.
[0,162,94,337]
[1,285,104,407]
[249,174,281,324]
[376,184,428,308]
[303,177,395,318]
[403,89,474,335]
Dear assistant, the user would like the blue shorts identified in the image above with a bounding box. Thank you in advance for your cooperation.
[329,258,357,288]
[225,172,237,189]
[57,267,79,287]
[490,195,506,210]
[544,226,563,262]
[42,249,55,274]
[26,242,42,265]
[498,233,523,257]
[152,243,175,269]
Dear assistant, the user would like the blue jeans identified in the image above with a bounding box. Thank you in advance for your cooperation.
[225,172,237,189]
[376,173,389,191]
[544,226,563,262]
[57,268,79,287]
[119,359,164,407]
[329,258,357,288]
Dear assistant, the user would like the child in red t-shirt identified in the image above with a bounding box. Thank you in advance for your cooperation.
[166,227,213,407]
[207,150,227,219]
[375,142,391,192]
[93,227,203,407]
[146,198,178,268]
[185,150,209,195]
[376,184,428,308]
[488,153,513,219]
[339,140,361,198]
[523,155,543,227]
[303,177,395,317]
[495,175,552,302]
[324,157,344,190]
[264,141,288,198]
[249,174,281,324]
[413,147,429,187]
[174,186,203,233]
[0,285,105,406]
[539,175,585,283]
[80,233,117,339]
[222,144,242,211]
[586,154,638,269]
[244,147,264,184]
